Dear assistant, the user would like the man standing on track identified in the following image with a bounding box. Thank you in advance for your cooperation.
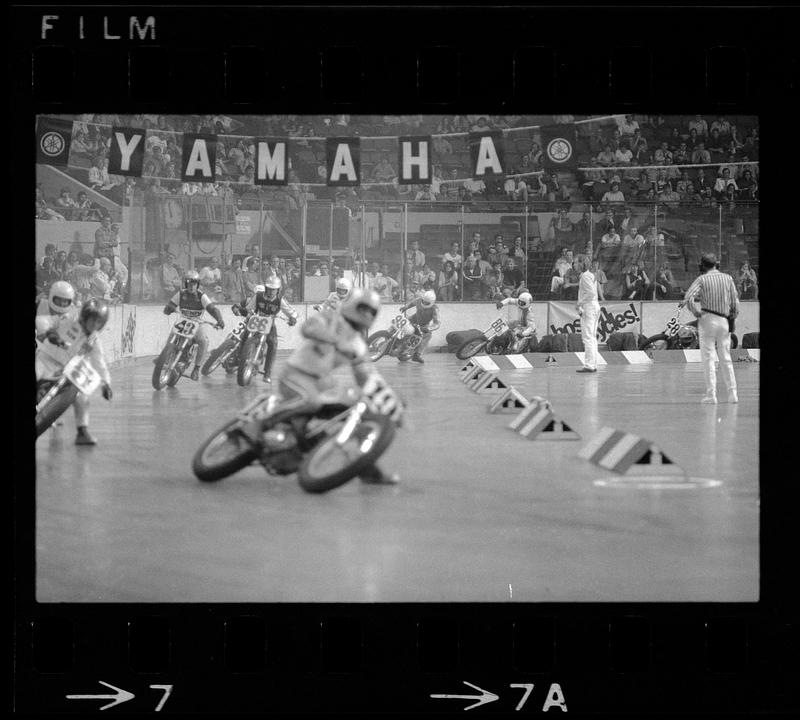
[683,253,739,404]
[575,257,601,373]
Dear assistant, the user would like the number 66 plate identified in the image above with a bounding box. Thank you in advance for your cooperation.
[63,354,102,395]
[486,317,509,338]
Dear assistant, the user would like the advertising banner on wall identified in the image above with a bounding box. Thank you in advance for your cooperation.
[548,301,642,343]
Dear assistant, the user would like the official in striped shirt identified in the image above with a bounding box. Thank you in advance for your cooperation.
[683,253,740,403]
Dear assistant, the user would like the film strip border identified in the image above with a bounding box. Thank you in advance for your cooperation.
[17,610,798,713]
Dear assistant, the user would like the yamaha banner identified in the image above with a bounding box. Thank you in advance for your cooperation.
[326,137,360,186]
[108,127,146,177]
[398,136,432,184]
[254,139,289,186]
[468,131,505,178]
[181,133,217,182]
[36,117,73,166]
[541,125,577,170]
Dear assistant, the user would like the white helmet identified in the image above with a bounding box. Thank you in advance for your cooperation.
[335,276,353,297]
[420,290,436,307]
[48,280,75,314]
[184,269,200,289]
[263,275,281,298]
[340,288,380,330]
[517,292,532,309]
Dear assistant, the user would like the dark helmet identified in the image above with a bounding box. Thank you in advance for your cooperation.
[699,253,719,273]
[79,298,109,334]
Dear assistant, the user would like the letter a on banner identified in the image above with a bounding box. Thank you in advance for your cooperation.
[469,131,505,178]
[398,136,431,184]
[108,127,145,176]
[181,133,217,181]
[326,137,360,186]
[255,139,288,186]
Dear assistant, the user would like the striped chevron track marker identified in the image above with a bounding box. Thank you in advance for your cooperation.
[579,427,682,475]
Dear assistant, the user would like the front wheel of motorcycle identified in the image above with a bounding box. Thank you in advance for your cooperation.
[639,333,669,351]
[298,412,396,494]
[202,339,235,376]
[152,344,178,390]
[366,331,393,362]
[237,335,259,387]
[192,418,259,482]
[456,337,488,360]
[36,383,79,438]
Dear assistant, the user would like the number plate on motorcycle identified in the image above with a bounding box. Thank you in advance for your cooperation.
[486,317,509,338]
[231,322,246,337]
[63,354,102,395]
[173,318,199,337]
[665,318,680,337]
[247,315,271,333]
[392,315,407,328]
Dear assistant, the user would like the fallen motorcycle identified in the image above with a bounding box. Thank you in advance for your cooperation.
[366,313,422,362]
[638,303,738,351]
[192,376,403,494]
[455,316,512,360]
[152,315,219,390]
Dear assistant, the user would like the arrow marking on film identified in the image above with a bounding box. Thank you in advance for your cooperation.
[66,681,135,710]
[430,680,499,710]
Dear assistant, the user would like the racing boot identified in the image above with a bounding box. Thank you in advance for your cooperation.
[190,365,200,381]
[75,426,97,446]
[411,354,424,363]
[262,372,272,384]
[359,465,400,485]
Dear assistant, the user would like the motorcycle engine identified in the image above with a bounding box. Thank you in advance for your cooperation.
[261,424,303,475]
[676,326,698,348]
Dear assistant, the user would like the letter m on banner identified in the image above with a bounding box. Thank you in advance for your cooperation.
[398,136,431,184]
[255,139,288,186]
[109,127,145,176]
[541,124,578,170]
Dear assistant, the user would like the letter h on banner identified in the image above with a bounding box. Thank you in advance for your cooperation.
[398,136,431,184]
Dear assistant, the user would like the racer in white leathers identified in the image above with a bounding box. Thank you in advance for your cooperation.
[313,277,353,313]
[496,291,538,352]
[397,289,440,363]
[36,296,113,445]
[275,287,402,484]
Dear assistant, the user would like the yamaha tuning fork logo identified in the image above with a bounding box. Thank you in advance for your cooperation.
[39,131,65,158]
[545,135,573,165]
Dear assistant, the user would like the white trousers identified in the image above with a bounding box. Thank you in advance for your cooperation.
[699,312,737,398]
[581,301,600,369]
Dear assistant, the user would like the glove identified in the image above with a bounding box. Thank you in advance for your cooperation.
[231,304,242,316]
[216,321,225,330]
[495,301,504,310]
[287,316,297,326]
[101,382,113,401]
[44,330,65,347]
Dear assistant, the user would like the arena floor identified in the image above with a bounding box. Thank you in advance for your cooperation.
[35,353,759,603]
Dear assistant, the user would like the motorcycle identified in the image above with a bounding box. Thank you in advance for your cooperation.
[366,313,423,362]
[36,341,103,438]
[192,378,403,494]
[152,315,218,390]
[455,316,513,360]
[201,318,247,376]
[638,303,739,351]
[236,312,289,387]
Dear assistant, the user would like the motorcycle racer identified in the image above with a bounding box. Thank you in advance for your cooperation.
[234,276,298,383]
[37,279,76,317]
[313,276,353,313]
[496,291,538,352]
[275,287,402,484]
[397,289,440,363]
[35,298,113,445]
[163,269,224,381]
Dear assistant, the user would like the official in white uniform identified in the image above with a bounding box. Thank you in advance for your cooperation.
[683,253,739,403]
[575,258,601,373]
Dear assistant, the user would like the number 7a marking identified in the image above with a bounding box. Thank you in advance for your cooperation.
[149,685,173,712]
[510,683,534,711]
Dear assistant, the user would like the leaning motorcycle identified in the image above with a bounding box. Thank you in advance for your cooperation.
[455,316,512,360]
[152,315,217,390]
[192,376,403,494]
[236,313,287,387]
[36,341,102,438]
[201,318,247,376]
[638,303,739,351]
[366,313,422,362]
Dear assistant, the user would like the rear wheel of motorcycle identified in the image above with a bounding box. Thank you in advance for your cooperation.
[298,412,396,494]
[366,331,393,362]
[192,418,258,482]
[456,337,487,360]
[202,339,234,376]
[237,335,259,387]
[639,333,668,351]
[36,383,79,438]
[152,344,178,390]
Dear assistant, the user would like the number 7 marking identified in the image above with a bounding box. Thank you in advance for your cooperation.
[510,683,534,711]
[149,685,173,712]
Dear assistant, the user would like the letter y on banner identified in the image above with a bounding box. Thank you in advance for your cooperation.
[398,136,431,184]
[109,127,145,176]
[181,133,217,182]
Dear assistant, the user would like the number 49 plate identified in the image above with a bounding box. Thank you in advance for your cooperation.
[63,354,102,395]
